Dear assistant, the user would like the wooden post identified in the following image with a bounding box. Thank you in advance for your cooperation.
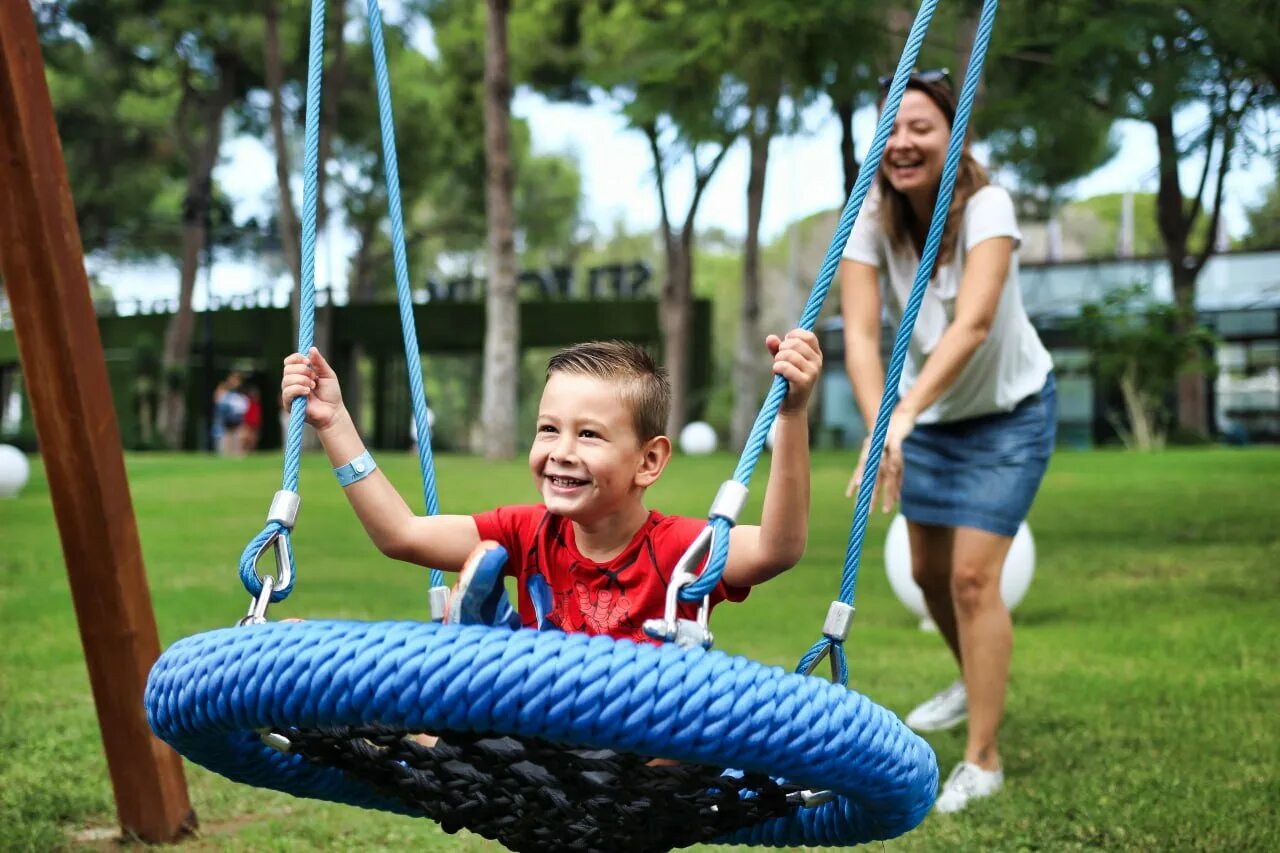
[0,4,196,843]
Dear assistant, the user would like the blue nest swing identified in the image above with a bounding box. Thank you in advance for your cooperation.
[146,0,1001,849]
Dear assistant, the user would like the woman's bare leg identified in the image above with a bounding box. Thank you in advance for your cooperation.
[908,521,961,666]
[950,526,1014,771]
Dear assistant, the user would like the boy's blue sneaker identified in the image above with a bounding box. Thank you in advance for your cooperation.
[445,541,520,630]
[525,571,562,632]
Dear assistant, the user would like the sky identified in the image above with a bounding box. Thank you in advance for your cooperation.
[514,92,1276,244]
[89,88,1278,309]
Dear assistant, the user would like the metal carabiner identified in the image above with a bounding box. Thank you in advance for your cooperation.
[643,524,715,649]
[238,527,295,626]
[238,574,277,627]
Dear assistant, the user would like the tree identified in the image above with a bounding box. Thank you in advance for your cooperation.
[722,2,831,450]
[1240,166,1280,250]
[1182,0,1280,98]
[814,1,894,199]
[580,2,749,434]
[981,62,1119,259]
[262,0,303,296]
[1074,285,1216,450]
[42,1,271,448]
[481,0,520,459]
[36,11,185,259]
[995,0,1269,436]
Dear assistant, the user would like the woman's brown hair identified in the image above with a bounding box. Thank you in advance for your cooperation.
[877,77,988,267]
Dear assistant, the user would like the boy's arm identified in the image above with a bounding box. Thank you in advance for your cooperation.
[284,347,481,571]
[721,330,821,588]
[315,409,481,571]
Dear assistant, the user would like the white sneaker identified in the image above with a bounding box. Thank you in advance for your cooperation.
[935,761,1003,813]
[905,680,968,732]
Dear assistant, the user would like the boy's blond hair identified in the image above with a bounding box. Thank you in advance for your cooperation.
[546,341,670,442]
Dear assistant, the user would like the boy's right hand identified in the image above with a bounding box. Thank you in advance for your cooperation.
[281,347,345,431]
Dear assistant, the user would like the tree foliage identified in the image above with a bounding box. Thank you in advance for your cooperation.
[1241,169,1280,250]
[1073,284,1217,450]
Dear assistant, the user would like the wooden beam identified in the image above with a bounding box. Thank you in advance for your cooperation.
[0,4,195,843]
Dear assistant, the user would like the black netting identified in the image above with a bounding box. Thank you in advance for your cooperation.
[278,726,805,852]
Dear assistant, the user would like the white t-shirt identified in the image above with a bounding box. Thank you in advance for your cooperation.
[841,185,1053,424]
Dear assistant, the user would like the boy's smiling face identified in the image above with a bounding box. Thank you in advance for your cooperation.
[529,372,664,524]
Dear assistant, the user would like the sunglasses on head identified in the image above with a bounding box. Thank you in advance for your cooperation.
[877,68,952,91]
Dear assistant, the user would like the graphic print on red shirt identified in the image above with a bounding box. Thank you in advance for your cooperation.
[472,505,749,644]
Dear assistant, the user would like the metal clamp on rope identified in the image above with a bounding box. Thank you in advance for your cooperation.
[257,727,292,753]
[238,574,276,627]
[428,586,450,622]
[787,788,837,809]
[268,489,301,529]
[708,480,749,524]
[643,524,714,649]
[252,491,299,590]
[801,601,855,681]
[239,491,300,625]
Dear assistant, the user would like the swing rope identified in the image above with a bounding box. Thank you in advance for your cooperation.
[680,0,1000,689]
[238,0,446,604]
[149,2,958,845]
[795,0,1000,682]
[678,0,945,610]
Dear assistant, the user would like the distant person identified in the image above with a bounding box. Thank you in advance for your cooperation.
[213,372,249,457]
[840,70,1056,813]
[240,387,263,453]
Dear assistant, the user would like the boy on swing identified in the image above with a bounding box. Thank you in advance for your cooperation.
[280,331,821,643]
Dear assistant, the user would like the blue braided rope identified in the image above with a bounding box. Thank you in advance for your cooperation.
[239,0,448,599]
[365,0,446,590]
[146,620,938,844]
[798,0,1002,679]
[238,0,327,601]
[682,0,943,604]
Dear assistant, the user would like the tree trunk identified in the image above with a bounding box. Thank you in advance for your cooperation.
[1118,361,1163,451]
[309,0,345,386]
[480,0,519,458]
[730,112,772,450]
[661,237,693,438]
[344,217,380,433]
[159,89,230,449]
[264,0,301,294]
[642,122,736,438]
[1151,112,1209,437]
[317,0,346,232]
[1171,262,1208,435]
[836,95,859,200]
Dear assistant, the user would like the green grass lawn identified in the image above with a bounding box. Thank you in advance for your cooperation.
[2,448,1278,851]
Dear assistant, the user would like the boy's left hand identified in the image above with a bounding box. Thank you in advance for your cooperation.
[766,329,823,413]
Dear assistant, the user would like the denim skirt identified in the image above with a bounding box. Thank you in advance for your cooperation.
[900,373,1057,537]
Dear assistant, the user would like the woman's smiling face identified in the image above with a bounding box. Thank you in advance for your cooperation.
[882,89,951,197]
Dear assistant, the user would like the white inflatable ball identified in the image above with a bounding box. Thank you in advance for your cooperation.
[884,513,1035,627]
[0,444,31,499]
[408,408,436,443]
[678,421,718,455]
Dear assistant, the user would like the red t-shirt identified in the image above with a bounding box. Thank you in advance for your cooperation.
[472,505,749,644]
[243,397,262,430]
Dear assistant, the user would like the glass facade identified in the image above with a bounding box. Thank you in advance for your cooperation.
[818,250,1280,448]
